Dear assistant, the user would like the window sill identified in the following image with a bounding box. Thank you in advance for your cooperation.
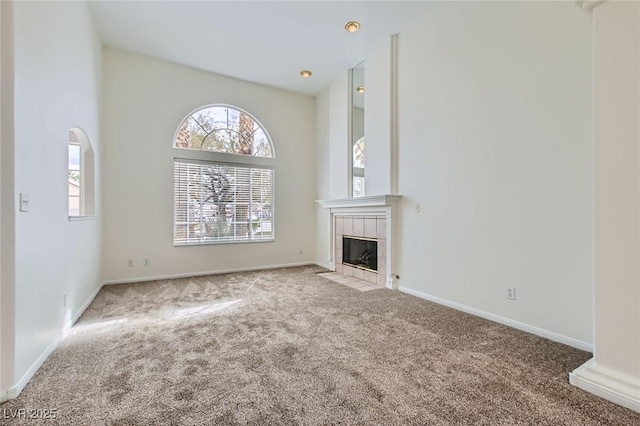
[174,238,275,247]
[68,215,97,222]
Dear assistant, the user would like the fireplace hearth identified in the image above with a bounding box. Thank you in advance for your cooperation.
[343,236,378,272]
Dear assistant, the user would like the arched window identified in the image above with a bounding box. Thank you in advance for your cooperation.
[173,105,275,245]
[68,128,95,218]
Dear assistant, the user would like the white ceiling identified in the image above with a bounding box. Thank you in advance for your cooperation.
[88,1,432,96]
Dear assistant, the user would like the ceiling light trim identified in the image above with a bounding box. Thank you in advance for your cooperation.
[345,21,360,33]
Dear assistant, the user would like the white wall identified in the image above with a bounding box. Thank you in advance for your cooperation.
[395,2,593,344]
[13,1,103,386]
[101,49,316,283]
[315,2,594,346]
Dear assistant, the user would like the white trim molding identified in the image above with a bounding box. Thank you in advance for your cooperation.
[68,215,97,222]
[102,262,317,286]
[570,359,640,413]
[399,286,593,352]
[390,33,399,195]
[6,336,61,401]
[313,261,333,271]
[575,1,607,16]
[317,194,401,209]
[64,284,103,331]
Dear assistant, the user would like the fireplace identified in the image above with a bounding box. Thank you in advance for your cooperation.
[343,236,378,271]
[334,214,387,286]
[317,195,401,289]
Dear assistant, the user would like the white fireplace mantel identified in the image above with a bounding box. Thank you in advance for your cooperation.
[316,194,402,210]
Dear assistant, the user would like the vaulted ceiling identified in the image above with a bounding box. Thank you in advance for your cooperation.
[88,1,432,96]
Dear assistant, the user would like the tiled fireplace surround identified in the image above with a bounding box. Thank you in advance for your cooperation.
[318,195,401,289]
[335,215,388,287]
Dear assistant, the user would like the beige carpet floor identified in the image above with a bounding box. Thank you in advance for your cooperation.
[2,266,639,425]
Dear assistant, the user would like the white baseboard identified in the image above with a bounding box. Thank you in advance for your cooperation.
[64,282,103,331]
[313,261,333,271]
[102,262,317,286]
[570,359,640,413]
[6,334,61,400]
[5,281,103,401]
[398,286,593,352]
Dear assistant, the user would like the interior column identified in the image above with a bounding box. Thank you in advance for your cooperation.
[570,0,640,413]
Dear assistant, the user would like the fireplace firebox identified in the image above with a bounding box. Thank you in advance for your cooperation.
[342,236,378,272]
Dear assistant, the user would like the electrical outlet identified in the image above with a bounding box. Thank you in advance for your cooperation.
[506,288,516,300]
[127,258,134,267]
[143,258,150,266]
[298,248,303,254]
[415,203,421,213]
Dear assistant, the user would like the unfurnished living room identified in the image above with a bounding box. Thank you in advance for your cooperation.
[0,0,639,424]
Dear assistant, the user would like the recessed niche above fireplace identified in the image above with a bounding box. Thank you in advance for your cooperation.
[343,236,377,272]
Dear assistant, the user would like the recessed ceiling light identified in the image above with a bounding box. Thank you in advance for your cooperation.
[356,86,365,94]
[345,21,360,33]
[300,70,312,78]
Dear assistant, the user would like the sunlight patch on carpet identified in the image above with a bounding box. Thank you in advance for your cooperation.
[170,299,242,320]
[70,318,129,334]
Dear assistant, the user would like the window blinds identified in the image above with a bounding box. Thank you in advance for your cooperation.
[174,159,274,245]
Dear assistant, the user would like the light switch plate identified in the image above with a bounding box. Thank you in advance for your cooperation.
[19,193,29,212]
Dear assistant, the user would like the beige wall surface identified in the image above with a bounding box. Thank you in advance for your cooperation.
[101,49,317,283]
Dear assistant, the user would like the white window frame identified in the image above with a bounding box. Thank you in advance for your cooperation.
[172,104,276,246]
[68,127,95,220]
